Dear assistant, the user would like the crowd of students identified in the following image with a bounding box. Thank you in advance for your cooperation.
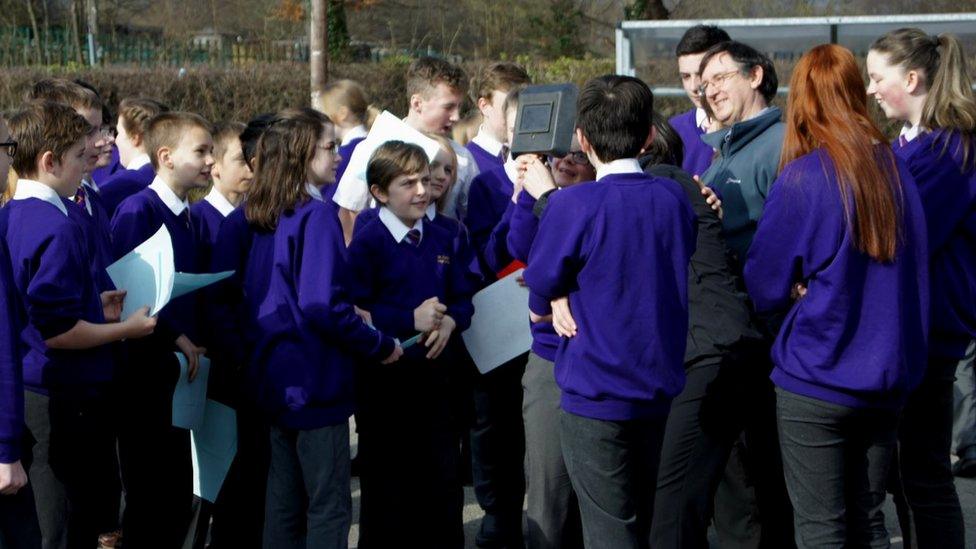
[0,22,974,549]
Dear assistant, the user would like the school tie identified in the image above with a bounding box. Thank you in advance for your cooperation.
[74,185,87,209]
[179,208,192,230]
[405,228,421,247]
[898,135,909,148]
[499,145,510,163]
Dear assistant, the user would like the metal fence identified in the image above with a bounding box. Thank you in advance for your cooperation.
[616,13,976,96]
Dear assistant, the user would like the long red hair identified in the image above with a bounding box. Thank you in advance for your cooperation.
[780,44,903,262]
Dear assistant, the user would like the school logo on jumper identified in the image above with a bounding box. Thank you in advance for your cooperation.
[437,254,451,265]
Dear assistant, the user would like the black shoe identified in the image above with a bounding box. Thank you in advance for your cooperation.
[953,456,976,478]
[475,513,523,549]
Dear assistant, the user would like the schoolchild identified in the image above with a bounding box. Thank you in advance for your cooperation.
[242,111,401,548]
[866,28,976,548]
[349,140,474,548]
[669,25,729,177]
[110,111,214,549]
[0,112,42,549]
[99,98,169,215]
[507,138,595,549]
[467,62,530,173]
[744,44,928,548]
[333,57,480,220]
[523,75,696,548]
[5,101,155,548]
[322,79,376,187]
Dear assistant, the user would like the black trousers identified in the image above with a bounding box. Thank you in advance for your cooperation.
[25,388,118,549]
[357,358,464,548]
[470,353,527,544]
[560,410,667,549]
[117,346,193,549]
[0,434,41,549]
[890,356,966,549]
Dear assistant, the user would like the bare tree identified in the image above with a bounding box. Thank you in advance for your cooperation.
[310,0,328,111]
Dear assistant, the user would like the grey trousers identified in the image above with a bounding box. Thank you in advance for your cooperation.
[522,352,582,549]
[23,393,66,549]
[953,340,976,459]
[263,423,351,549]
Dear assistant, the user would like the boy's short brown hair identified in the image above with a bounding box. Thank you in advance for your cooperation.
[470,62,530,103]
[212,121,246,163]
[143,112,212,170]
[8,101,91,178]
[406,57,468,100]
[118,98,169,141]
[367,140,429,196]
[25,78,102,112]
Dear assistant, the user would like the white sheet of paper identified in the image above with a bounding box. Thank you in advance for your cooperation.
[171,271,234,300]
[462,269,533,374]
[335,111,442,211]
[105,225,175,320]
[191,399,237,503]
[172,353,212,431]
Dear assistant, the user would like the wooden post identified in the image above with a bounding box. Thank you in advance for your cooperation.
[85,0,97,65]
[310,0,328,112]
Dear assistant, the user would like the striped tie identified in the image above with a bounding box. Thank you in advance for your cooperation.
[74,185,87,209]
[405,228,421,247]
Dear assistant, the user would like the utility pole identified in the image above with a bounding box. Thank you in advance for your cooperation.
[85,0,98,66]
[310,0,329,112]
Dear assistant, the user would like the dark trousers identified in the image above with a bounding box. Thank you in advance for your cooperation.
[470,354,527,545]
[559,410,667,549]
[263,423,351,549]
[776,388,898,549]
[117,348,193,549]
[184,399,270,549]
[25,389,118,549]
[358,360,463,548]
[0,435,41,549]
[522,353,582,549]
[890,356,965,549]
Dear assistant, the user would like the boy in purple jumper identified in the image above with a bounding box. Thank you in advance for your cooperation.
[669,25,728,178]
[5,102,156,549]
[524,75,696,548]
[111,112,214,549]
[99,98,169,216]
[466,62,530,173]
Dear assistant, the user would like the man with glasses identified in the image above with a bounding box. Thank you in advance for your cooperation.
[696,40,795,549]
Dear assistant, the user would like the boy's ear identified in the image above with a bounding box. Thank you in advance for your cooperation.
[409,93,424,115]
[131,133,143,149]
[369,183,388,204]
[576,128,591,154]
[156,147,172,170]
[477,96,492,115]
[210,160,222,181]
[38,150,57,176]
[642,126,657,153]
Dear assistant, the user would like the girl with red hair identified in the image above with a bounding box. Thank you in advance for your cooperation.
[743,44,930,547]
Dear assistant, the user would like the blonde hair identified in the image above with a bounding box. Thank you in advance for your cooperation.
[425,132,458,213]
[144,112,212,171]
[452,111,482,146]
[118,98,169,141]
[322,79,381,129]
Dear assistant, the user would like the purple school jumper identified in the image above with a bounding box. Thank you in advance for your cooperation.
[524,172,697,421]
[0,210,25,463]
[243,199,395,429]
[669,109,714,177]
[893,130,976,361]
[463,165,515,281]
[744,147,929,409]
[507,191,558,362]
[467,141,504,173]
[100,163,155,217]
[4,195,113,394]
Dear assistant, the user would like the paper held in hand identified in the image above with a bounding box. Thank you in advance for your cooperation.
[461,269,534,374]
[106,225,234,320]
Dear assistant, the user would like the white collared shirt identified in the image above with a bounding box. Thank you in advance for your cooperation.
[695,108,708,131]
[83,177,99,193]
[204,187,236,217]
[379,206,423,244]
[127,153,151,171]
[595,158,643,181]
[426,203,437,221]
[503,158,519,187]
[148,177,189,216]
[471,127,505,158]
[13,179,68,216]
[307,182,324,202]
[900,124,922,143]
[343,125,368,143]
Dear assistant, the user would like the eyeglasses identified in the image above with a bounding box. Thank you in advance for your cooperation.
[698,70,743,95]
[549,151,590,166]
[99,125,117,139]
[0,140,16,158]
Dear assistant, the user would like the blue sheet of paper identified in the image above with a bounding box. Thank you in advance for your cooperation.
[461,269,533,374]
[401,333,423,349]
[172,353,211,431]
[191,399,237,503]
[171,271,234,300]
[106,225,174,320]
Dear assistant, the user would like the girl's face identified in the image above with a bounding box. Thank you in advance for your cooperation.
[0,119,13,190]
[866,50,915,122]
[374,167,430,225]
[308,124,339,187]
[550,138,595,187]
[428,145,455,201]
[115,116,141,168]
